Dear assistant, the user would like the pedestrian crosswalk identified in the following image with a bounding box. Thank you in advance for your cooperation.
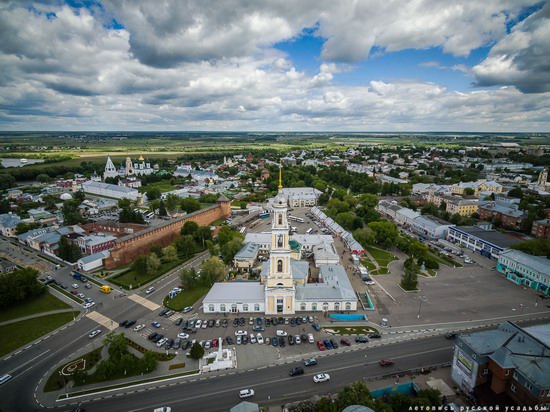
[86,311,117,330]
[127,293,160,311]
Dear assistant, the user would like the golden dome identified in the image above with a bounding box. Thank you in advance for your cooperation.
[138,155,145,161]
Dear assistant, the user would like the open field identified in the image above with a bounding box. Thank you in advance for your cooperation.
[0,292,70,323]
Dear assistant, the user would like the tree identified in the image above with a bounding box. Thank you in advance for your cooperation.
[179,267,197,291]
[409,241,428,258]
[15,221,40,235]
[195,226,212,248]
[176,235,197,258]
[335,212,357,231]
[367,221,398,249]
[181,197,201,213]
[140,350,158,373]
[217,225,237,246]
[146,253,161,275]
[199,256,226,286]
[146,187,162,201]
[240,201,247,209]
[62,200,85,225]
[164,194,180,214]
[463,188,475,196]
[0,174,15,191]
[512,239,550,258]
[103,332,128,360]
[181,221,199,236]
[400,257,419,291]
[150,244,163,257]
[0,267,44,308]
[162,245,178,262]
[36,173,51,183]
[131,255,148,277]
[220,238,243,264]
[158,199,167,217]
[57,235,82,263]
[189,341,204,359]
[353,227,375,247]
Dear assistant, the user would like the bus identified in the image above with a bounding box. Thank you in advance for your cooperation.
[288,215,305,223]
[305,228,313,235]
[259,211,269,219]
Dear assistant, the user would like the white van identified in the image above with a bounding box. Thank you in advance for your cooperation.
[0,374,12,385]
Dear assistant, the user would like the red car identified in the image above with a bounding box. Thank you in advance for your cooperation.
[211,338,219,348]
[340,338,351,346]
[317,340,326,351]
[70,290,78,295]
[379,359,394,367]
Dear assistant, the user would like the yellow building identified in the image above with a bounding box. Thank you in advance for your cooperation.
[446,199,479,216]
[450,180,502,196]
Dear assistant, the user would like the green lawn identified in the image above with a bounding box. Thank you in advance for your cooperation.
[0,292,70,323]
[110,255,193,289]
[0,311,80,357]
[325,326,379,335]
[44,347,103,392]
[164,286,210,311]
[366,246,398,267]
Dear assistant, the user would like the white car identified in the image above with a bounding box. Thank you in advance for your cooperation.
[235,330,248,336]
[249,333,256,344]
[133,324,146,332]
[145,287,155,294]
[177,332,190,339]
[365,280,375,285]
[195,320,202,328]
[308,333,315,343]
[88,329,101,339]
[204,340,211,349]
[313,373,331,383]
[239,389,255,399]
[156,338,168,347]
[295,335,301,344]
[236,335,242,345]
[153,407,171,412]
[83,302,95,309]
[276,330,288,337]
[257,333,264,344]
[201,321,207,329]
[71,283,79,289]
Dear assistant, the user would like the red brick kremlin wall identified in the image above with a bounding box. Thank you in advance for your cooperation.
[103,199,230,269]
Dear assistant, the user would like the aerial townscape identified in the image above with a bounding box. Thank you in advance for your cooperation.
[0,2,549,412]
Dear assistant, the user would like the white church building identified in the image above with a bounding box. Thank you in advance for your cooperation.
[202,175,357,315]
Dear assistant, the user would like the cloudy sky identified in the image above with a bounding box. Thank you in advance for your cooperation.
[1,0,549,132]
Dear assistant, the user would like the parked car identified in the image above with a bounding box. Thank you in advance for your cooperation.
[124,320,136,328]
[70,290,78,295]
[71,283,79,289]
[133,324,146,332]
[236,335,242,345]
[148,332,158,341]
[164,310,175,317]
[323,339,333,350]
[279,337,285,347]
[173,338,181,349]
[159,308,169,316]
[340,338,351,346]
[151,321,161,328]
[252,325,265,332]
[445,332,457,340]
[182,306,193,313]
[165,339,174,349]
[175,318,183,326]
[88,329,101,339]
[235,330,248,336]
[308,333,315,343]
[304,358,317,366]
[177,332,190,339]
[232,318,239,327]
[207,319,215,328]
[204,340,211,350]
[77,293,85,299]
[330,339,338,349]
[195,320,202,328]
[84,283,92,289]
[312,323,321,331]
[222,319,228,328]
[119,320,130,327]
[239,389,255,399]
[313,373,330,383]
[295,335,301,344]
[317,340,326,351]
[355,335,369,343]
[379,359,394,367]
[276,330,288,337]
[239,317,245,326]
[257,333,264,344]
[289,367,304,376]
[156,338,168,347]
[249,333,257,344]
[368,333,381,339]
[226,336,234,345]
[212,339,219,348]
[215,319,221,327]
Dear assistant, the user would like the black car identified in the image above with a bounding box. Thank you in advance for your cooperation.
[175,318,183,326]
[265,318,271,326]
[148,332,158,341]
[289,367,304,376]
[445,332,457,340]
[368,333,381,339]
[119,320,129,327]
[301,334,308,342]
[232,318,239,327]
[208,319,215,327]
[153,334,164,343]
[279,337,286,347]
[312,323,321,331]
[330,339,338,349]
[173,338,181,349]
[165,338,174,349]
[242,335,248,344]
[125,320,136,328]
[226,336,234,345]
[159,308,169,316]
[355,335,369,343]
[222,319,228,328]
[272,337,278,346]
[256,317,263,326]
[290,318,296,327]
[272,317,277,325]
[277,317,284,325]
[182,340,191,350]
[296,317,302,325]
[239,317,245,326]
[288,335,295,345]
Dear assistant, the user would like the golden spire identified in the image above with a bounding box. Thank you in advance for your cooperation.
[278,162,283,191]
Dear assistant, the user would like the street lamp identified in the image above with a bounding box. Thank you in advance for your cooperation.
[417,296,427,319]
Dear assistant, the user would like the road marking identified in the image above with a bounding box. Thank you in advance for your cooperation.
[127,294,160,311]
[8,349,51,375]
[86,311,117,330]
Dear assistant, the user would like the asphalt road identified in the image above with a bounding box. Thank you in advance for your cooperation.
[49,334,454,412]
[0,250,208,412]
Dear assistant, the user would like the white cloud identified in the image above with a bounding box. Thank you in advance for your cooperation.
[473,2,550,93]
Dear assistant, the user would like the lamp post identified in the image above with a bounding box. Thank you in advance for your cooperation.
[364,354,368,381]
[417,296,427,319]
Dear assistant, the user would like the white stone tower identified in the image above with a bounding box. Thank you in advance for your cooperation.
[538,169,548,189]
[264,164,295,315]
[103,155,118,180]
[125,156,134,176]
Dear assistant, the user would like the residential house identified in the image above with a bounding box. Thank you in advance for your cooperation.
[0,213,21,237]
[0,259,17,273]
[531,219,550,240]
[497,249,549,296]
[451,180,503,196]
